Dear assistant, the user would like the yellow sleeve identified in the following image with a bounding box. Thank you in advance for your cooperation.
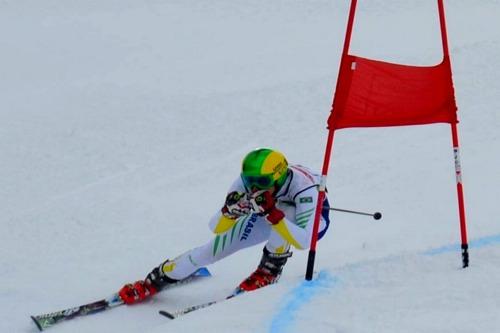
[212,215,238,234]
[271,219,305,250]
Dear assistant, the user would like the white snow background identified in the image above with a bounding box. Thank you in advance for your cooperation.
[1,0,499,332]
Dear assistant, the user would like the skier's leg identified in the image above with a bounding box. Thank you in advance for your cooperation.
[237,203,330,291]
[165,213,272,280]
[237,205,295,291]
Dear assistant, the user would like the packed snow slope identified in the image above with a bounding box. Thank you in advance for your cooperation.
[1,0,499,332]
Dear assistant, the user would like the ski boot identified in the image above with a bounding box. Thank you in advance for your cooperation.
[238,247,292,292]
[119,260,178,305]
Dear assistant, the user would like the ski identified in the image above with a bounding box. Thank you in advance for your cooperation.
[31,267,211,331]
[31,293,122,331]
[159,287,244,319]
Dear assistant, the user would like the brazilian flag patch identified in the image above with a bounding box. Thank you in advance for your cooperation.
[299,197,313,203]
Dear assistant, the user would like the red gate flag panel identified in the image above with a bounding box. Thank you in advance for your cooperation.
[306,0,469,280]
[328,55,458,129]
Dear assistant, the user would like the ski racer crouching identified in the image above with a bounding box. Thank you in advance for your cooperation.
[119,148,331,304]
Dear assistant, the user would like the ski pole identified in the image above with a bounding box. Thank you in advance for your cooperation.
[326,207,382,220]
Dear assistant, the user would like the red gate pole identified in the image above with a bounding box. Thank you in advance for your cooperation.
[305,129,336,280]
[451,124,469,267]
[437,0,450,58]
[437,0,469,267]
[305,0,358,280]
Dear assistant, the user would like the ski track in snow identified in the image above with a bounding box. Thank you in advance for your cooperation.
[269,234,500,333]
[269,270,338,333]
[423,233,500,256]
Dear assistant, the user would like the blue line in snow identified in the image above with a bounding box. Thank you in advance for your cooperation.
[268,270,337,333]
[423,233,500,255]
[267,234,499,332]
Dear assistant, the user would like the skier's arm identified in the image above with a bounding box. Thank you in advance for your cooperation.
[209,179,251,234]
[270,218,307,250]
[250,189,320,250]
[210,213,238,234]
[289,186,322,244]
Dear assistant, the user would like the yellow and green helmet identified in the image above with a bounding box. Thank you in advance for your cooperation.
[241,148,289,191]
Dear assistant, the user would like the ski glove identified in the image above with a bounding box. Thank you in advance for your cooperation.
[119,280,157,305]
[221,191,252,219]
[249,190,285,225]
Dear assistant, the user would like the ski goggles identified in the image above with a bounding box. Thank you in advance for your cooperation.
[241,174,275,190]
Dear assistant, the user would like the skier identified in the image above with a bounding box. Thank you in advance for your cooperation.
[119,148,331,304]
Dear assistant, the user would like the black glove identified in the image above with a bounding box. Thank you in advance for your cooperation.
[221,191,252,219]
[249,190,285,225]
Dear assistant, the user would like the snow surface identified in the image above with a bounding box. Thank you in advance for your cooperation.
[1,0,499,332]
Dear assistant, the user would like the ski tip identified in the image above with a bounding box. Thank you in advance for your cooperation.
[31,316,44,331]
[159,310,176,320]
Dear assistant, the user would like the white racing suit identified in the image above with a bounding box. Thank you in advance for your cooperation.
[163,165,331,280]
